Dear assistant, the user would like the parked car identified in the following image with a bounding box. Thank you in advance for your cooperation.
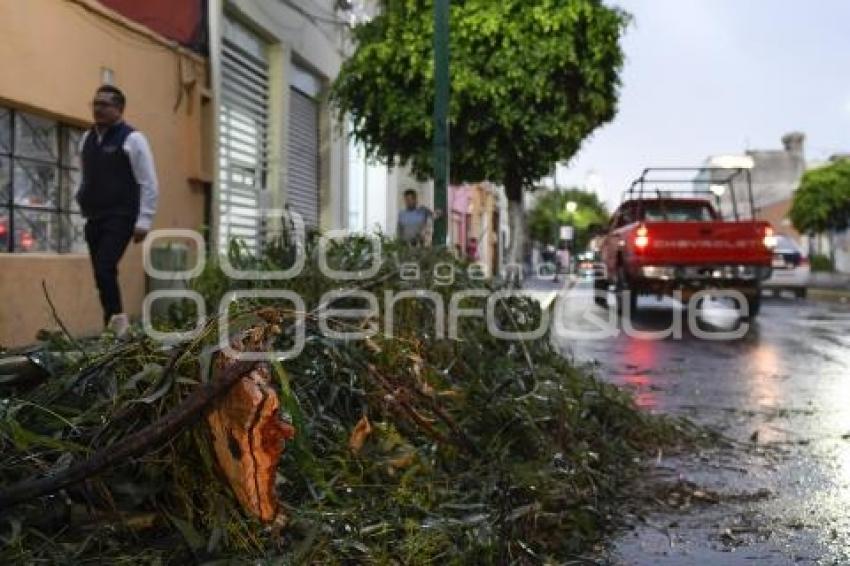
[576,251,606,279]
[597,167,776,317]
[762,235,810,298]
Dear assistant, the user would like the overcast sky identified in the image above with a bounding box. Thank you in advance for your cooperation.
[557,0,850,207]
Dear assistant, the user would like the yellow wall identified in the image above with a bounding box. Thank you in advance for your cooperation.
[0,0,208,347]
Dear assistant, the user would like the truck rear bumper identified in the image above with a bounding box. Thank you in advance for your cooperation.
[637,264,771,282]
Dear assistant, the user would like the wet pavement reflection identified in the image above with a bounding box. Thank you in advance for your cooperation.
[552,281,850,564]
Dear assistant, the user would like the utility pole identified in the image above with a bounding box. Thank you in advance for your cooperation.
[432,0,449,246]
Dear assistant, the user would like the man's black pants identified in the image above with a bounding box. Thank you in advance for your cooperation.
[84,216,135,326]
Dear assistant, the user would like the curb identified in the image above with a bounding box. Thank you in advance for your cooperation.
[807,287,850,304]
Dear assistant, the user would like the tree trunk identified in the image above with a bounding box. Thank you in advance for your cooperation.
[505,176,525,284]
[828,228,836,270]
[0,355,258,509]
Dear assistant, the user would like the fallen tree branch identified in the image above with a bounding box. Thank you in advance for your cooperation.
[42,279,90,362]
[365,364,454,446]
[88,346,187,447]
[0,358,258,510]
[412,385,480,456]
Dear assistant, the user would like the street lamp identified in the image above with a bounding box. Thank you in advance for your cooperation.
[565,200,577,214]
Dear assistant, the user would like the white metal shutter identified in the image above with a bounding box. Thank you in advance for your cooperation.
[287,85,320,229]
[218,18,268,253]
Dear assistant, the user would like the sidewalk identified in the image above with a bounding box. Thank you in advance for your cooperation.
[807,271,850,303]
[808,271,850,289]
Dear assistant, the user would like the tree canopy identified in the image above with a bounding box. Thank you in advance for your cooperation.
[528,187,609,251]
[330,0,629,201]
[790,159,850,233]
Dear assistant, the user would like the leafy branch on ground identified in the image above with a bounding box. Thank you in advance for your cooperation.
[0,237,705,563]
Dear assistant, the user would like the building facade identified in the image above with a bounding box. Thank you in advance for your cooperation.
[0,0,209,347]
[208,0,432,249]
[702,132,807,234]
[0,0,495,347]
[449,183,504,275]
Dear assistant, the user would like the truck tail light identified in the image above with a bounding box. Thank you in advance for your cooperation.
[634,225,649,249]
[763,226,777,249]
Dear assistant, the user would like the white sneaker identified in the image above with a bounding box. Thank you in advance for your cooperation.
[107,313,130,339]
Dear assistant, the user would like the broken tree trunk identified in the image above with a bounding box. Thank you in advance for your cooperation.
[0,322,291,513]
[0,352,257,509]
[205,337,295,523]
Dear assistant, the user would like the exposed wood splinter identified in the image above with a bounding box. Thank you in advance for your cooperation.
[206,345,295,523]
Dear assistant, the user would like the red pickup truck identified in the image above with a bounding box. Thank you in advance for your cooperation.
[597,168,776,317]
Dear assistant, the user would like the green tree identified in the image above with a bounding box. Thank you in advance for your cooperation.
[330,0,629,266]
[790,158,850,234]
[528,187,609,252]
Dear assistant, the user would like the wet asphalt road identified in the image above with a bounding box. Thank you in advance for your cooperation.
[550,280,850,565]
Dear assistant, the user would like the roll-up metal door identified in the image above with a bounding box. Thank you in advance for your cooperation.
[287,70,320,229]
[218,17,268,253]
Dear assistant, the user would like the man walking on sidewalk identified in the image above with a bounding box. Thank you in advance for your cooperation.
[76,85,159,337]
[396,189,433,246]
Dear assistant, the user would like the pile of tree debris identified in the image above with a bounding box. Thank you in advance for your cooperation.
[0,239,702,563]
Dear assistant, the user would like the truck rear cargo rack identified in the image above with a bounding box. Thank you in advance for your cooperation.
[623,167,756,221]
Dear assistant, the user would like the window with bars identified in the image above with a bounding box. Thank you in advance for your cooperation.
[218,16,269,254]
[0,106,86,253]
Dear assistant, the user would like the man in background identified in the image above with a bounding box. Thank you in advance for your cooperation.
[76,85,159,337]
[396,189,433,246]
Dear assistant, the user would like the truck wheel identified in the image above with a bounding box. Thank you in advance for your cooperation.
[594,279,609,308]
